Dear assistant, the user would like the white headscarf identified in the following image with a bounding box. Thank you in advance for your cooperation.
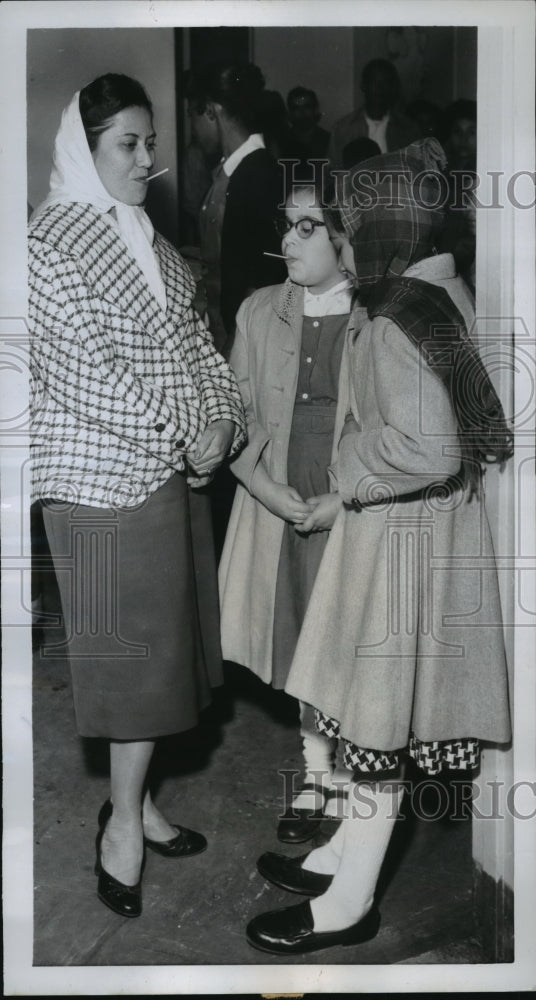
[33,90,167,310]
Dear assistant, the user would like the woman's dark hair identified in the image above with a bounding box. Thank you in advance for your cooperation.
[286,86,319,111]
[79,73,153,151]
[443,98,477,136]
[186,61,265,132]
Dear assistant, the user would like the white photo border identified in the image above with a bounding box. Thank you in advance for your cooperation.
[1,0,535,994]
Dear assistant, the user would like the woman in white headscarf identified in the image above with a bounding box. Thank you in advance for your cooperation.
[29,74,246,918]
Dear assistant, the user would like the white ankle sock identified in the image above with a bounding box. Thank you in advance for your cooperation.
[310,779,405,932]
[324,764,353,819]
[301,816,345,875]
[292,702,335,810]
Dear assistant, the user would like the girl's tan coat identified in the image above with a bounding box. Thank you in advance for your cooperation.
[285,255,511,749]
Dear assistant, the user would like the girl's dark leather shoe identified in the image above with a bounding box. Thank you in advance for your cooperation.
[246,899,381,955]
[276,782,327,844]
[257,851,333,896]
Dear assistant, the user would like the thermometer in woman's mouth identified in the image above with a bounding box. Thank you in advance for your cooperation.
[146,168,169,181]
[263,251,289,259]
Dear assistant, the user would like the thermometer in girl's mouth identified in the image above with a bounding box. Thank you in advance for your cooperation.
[263,251,289,259]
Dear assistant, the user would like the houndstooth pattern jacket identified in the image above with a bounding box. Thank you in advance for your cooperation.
[29,202,246,508]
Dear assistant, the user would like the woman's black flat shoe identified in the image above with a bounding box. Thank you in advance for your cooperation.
[246,899,381,955]
[144,825,207,857]
[99,798,206,857]
[276,782,327,844]
[95,803,142,918]
[95,854,142,918]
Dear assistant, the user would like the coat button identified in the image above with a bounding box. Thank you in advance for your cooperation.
[301,392,309,400]
[174,438,185,448]
[155,422,166,433]
[313,320,320,327]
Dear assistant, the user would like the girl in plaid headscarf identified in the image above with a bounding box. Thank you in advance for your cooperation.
[246,139,512,956]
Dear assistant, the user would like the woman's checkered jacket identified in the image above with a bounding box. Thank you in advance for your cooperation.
[29,202,246,508]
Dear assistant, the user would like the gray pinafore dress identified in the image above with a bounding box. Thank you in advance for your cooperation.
[272,311,349,687]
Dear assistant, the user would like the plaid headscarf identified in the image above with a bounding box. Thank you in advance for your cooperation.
[338,138,513,489]
[367,275,514,489]
[340,137,448,298]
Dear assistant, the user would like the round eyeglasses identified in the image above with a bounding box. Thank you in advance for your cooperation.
[273,217,327,240]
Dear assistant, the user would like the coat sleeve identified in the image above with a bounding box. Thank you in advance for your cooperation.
[187,308,246,455]
[225,295,272,491]
[334,317,462,504]
[29,240,204,464]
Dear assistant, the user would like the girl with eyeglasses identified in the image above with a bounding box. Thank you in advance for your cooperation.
[219,183,359,845]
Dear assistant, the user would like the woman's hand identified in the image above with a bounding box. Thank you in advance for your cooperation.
[187,419,235,476]
[295,493,343,533]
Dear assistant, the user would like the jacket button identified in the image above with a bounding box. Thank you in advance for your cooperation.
[174,438,185,448]
[155,422,166,432]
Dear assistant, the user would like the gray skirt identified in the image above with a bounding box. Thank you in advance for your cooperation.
[41,472,223,739]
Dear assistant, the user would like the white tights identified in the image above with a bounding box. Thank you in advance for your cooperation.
[292,702,353,814]
[304,776,406,932]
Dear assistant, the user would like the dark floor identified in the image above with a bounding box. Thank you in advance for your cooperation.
[32,569,485,970]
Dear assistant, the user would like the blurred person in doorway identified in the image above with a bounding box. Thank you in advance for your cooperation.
[328,58,419,169]
[187,61,286,357]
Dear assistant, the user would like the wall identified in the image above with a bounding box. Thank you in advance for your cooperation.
[27,28,178,244]
[252,27,476,133]
[453,26,478,100]
[252,27,354,131]
[352,25,471,109]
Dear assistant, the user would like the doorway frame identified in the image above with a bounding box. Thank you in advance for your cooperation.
[472,21,535,962]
